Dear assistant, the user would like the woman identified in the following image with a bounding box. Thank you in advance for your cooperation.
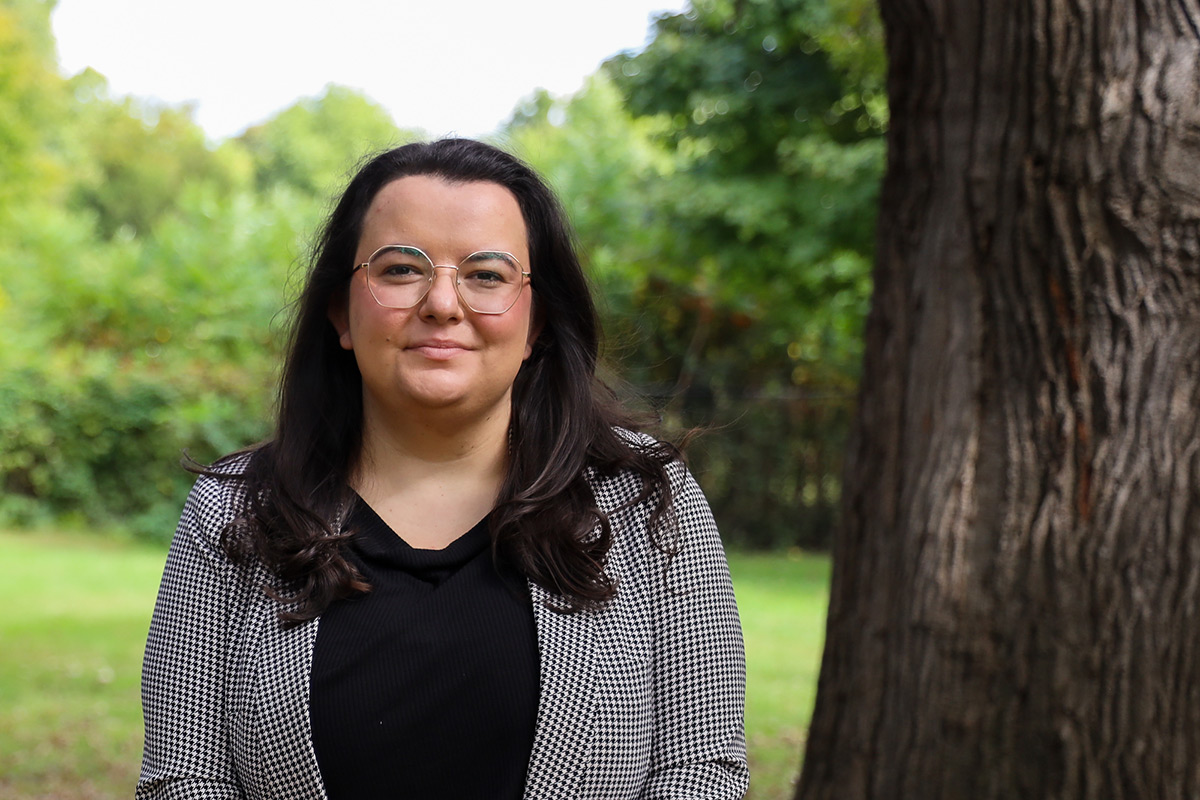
[138,139,748,799]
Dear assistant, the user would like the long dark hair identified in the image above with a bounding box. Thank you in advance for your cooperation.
[215,139,678,623]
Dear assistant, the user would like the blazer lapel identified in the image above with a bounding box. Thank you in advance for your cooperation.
[245,613,328,799]
[522,583,599,800]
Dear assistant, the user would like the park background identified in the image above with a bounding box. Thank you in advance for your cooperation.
[0,0,883,797]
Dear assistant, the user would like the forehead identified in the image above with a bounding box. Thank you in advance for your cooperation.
[358,175,529,261]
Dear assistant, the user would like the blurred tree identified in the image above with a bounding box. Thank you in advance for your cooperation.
[67,74,252,238]
[0,0,84,346]
[239,84,414,196]
[799,1,1200,797]
[597,0,885,547]
[0,0,887,549]
[502,75,673,326]
[606,0,884,387]
[0,4,345,536]
[0,0,70,210]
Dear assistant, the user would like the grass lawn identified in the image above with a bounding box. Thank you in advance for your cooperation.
[0,532,166,800]
[727,550,830,800]
[0,531,828,800]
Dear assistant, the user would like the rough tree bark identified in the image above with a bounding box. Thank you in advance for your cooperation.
[796,2,1200,798]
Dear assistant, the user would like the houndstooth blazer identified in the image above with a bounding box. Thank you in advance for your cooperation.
[137,449,749,799]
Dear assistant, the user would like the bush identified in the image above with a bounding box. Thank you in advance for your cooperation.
[0,357,270,541]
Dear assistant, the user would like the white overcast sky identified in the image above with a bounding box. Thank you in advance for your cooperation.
[52,0,686,141]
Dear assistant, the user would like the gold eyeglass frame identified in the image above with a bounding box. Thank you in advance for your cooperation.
[353,244,532,315]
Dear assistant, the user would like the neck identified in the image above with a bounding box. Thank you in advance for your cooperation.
[353,398,511,491]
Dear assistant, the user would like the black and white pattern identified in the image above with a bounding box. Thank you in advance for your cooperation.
[138,439,749,799]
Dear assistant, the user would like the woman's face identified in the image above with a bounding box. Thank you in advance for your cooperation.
[330,175,538,426]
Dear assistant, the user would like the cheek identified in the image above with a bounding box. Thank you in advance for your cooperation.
[349,292,403,339]
[476,318,533,370]
[495,311,536,356]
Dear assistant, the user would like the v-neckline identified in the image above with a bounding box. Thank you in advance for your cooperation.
[348,495,490,587]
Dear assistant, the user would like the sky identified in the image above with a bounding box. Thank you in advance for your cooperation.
[51,0,687,142]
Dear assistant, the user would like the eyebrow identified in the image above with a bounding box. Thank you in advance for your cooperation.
[463,250,518,261]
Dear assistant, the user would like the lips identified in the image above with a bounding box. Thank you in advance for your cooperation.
[407,340,471,360]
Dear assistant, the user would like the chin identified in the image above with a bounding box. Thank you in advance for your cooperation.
[408,393,470,411]
[394,383,467,409]
[400,383,493,414]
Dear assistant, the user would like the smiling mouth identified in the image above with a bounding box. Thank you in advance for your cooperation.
[409,343,470,359]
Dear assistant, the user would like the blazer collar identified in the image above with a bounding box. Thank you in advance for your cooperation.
[522,584,599,800]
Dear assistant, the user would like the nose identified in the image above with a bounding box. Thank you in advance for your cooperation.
[418,265,463,321]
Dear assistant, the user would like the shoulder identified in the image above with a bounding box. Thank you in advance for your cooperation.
[601,426,695,501]
[587,427,668,507]
[592,431,736,624]
[176,450,256,549]
[150,451,264,604]
[590,427,717,555]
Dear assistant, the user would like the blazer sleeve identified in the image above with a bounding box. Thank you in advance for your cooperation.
[137,474,250,800]
[642,462,750,799]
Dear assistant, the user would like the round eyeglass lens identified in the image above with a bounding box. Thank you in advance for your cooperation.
[365,246,526,313]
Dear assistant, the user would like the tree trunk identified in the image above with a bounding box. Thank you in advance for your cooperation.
[797,2,1200,798]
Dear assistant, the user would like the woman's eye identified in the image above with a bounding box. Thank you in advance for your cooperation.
[376,262,426,280]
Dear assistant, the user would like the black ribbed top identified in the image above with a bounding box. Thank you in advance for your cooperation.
[309,497,540,800]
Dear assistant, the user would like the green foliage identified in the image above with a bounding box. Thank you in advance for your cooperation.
[239,84,418,196]
[0,360,196,536]
[603,0,884,382]
[0,0,885,550]
[509,0,888,547]
[0,8,402,539]
[0,0,72,209]
[67,74,252,238]
[502,74,674,318]
[0,180,322,538]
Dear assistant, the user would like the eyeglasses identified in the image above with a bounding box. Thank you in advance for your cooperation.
[353,244,531,315]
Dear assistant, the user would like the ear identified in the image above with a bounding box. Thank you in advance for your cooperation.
[328,292,353,351]
[523,295,545,361]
